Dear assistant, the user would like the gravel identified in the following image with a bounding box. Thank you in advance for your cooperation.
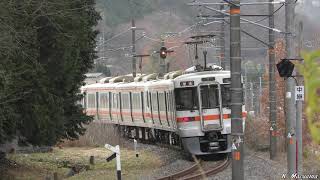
[209,148,287,180]
[116,138,318,180]
[138,143,288,180]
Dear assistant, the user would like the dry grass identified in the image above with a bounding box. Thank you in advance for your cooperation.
[61,122,124,148]
[303,143,320,174]
[4,147,162,180]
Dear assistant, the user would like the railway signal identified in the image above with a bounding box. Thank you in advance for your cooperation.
[160,46,167,59]
[276,58,304,78]
[276,59,295,77]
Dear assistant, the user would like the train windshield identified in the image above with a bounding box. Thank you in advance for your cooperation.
[175,87,198,111]
[175,84,231,111]
[199,85,219,109]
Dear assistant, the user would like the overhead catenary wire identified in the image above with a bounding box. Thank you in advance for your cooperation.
[246,3,284,24]
[193,1,284,33]
[198,3,284,25]
[101,28,131,45]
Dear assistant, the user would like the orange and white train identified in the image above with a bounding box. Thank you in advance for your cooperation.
[81,65,246,155]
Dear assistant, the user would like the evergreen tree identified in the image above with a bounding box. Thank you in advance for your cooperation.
[0,0,100,145]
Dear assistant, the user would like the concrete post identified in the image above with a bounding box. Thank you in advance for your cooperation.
[285,0,297,176]
[230,1,244,180]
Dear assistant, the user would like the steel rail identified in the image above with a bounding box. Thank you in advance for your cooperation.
[180,156,230,180]
[157,159,201,180]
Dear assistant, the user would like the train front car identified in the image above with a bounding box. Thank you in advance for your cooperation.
[174,70,243,155]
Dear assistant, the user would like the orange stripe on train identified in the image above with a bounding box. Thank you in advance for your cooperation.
[176,112,247,122]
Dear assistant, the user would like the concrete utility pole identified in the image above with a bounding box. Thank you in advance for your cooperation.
[258,76,262,114]
[131,19,136,77]
[220,4,226,69]
[229,1,244,180]
[296,21,303,175]
[285,0,296,176]
[250,82,254,112]
[102,12,105,65]
[269,0,277,160]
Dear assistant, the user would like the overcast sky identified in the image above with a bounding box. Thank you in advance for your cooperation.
[297,0,320,19]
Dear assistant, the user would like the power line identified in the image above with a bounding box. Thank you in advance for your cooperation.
[101,28,131,45]
[249,3,284,24]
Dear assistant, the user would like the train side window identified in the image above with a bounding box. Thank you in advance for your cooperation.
[100,93,108,108]
[133,93,138,109]
[134,93,141,109]
[113,93,117,108]
[159,92,165,111]
[136,93,139,109]
[122,93,130,110]
[152,92,158,111]
[87,93,96,108]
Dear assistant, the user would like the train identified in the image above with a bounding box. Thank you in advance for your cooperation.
[81,64,246,156]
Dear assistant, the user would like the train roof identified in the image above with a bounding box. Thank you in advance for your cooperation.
[81,65,230,91]
[82,77,174,92]
[174,70,230,81]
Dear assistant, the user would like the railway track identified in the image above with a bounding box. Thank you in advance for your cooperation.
[158,156,230,180]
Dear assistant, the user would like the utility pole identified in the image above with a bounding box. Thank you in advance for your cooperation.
[203,50,207,69]
[102,12,105,65]
[285,0,296,176]
[220,4,226,69]
[250,82,254,112]
[296,21,303,175]
[230,1,244,180]
[131,19,136,77]
[258,76,262,115]
[269,0,277,160]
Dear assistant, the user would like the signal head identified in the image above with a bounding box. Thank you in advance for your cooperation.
[160,46,167,59]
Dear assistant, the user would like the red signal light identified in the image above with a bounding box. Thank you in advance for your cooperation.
[160,46,167,59]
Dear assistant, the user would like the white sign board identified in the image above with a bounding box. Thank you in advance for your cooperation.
[295,86,304,101]
[105,144,120,154]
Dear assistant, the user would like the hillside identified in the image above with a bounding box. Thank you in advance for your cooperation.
[94,0,320,76]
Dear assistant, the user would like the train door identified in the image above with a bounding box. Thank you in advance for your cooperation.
[143,91,152,125]
[86,92,97,117]
[164,91,170,127]
[96,92,99,120]
[111,92,119,122]
[169,91,177,130]
[156,92,162,125]
[118,92,123,122]
[99,92,110,121]
[141,92,145,123]
[197,82,223,132]
[151,92,160,125]
[109,92,112,122]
